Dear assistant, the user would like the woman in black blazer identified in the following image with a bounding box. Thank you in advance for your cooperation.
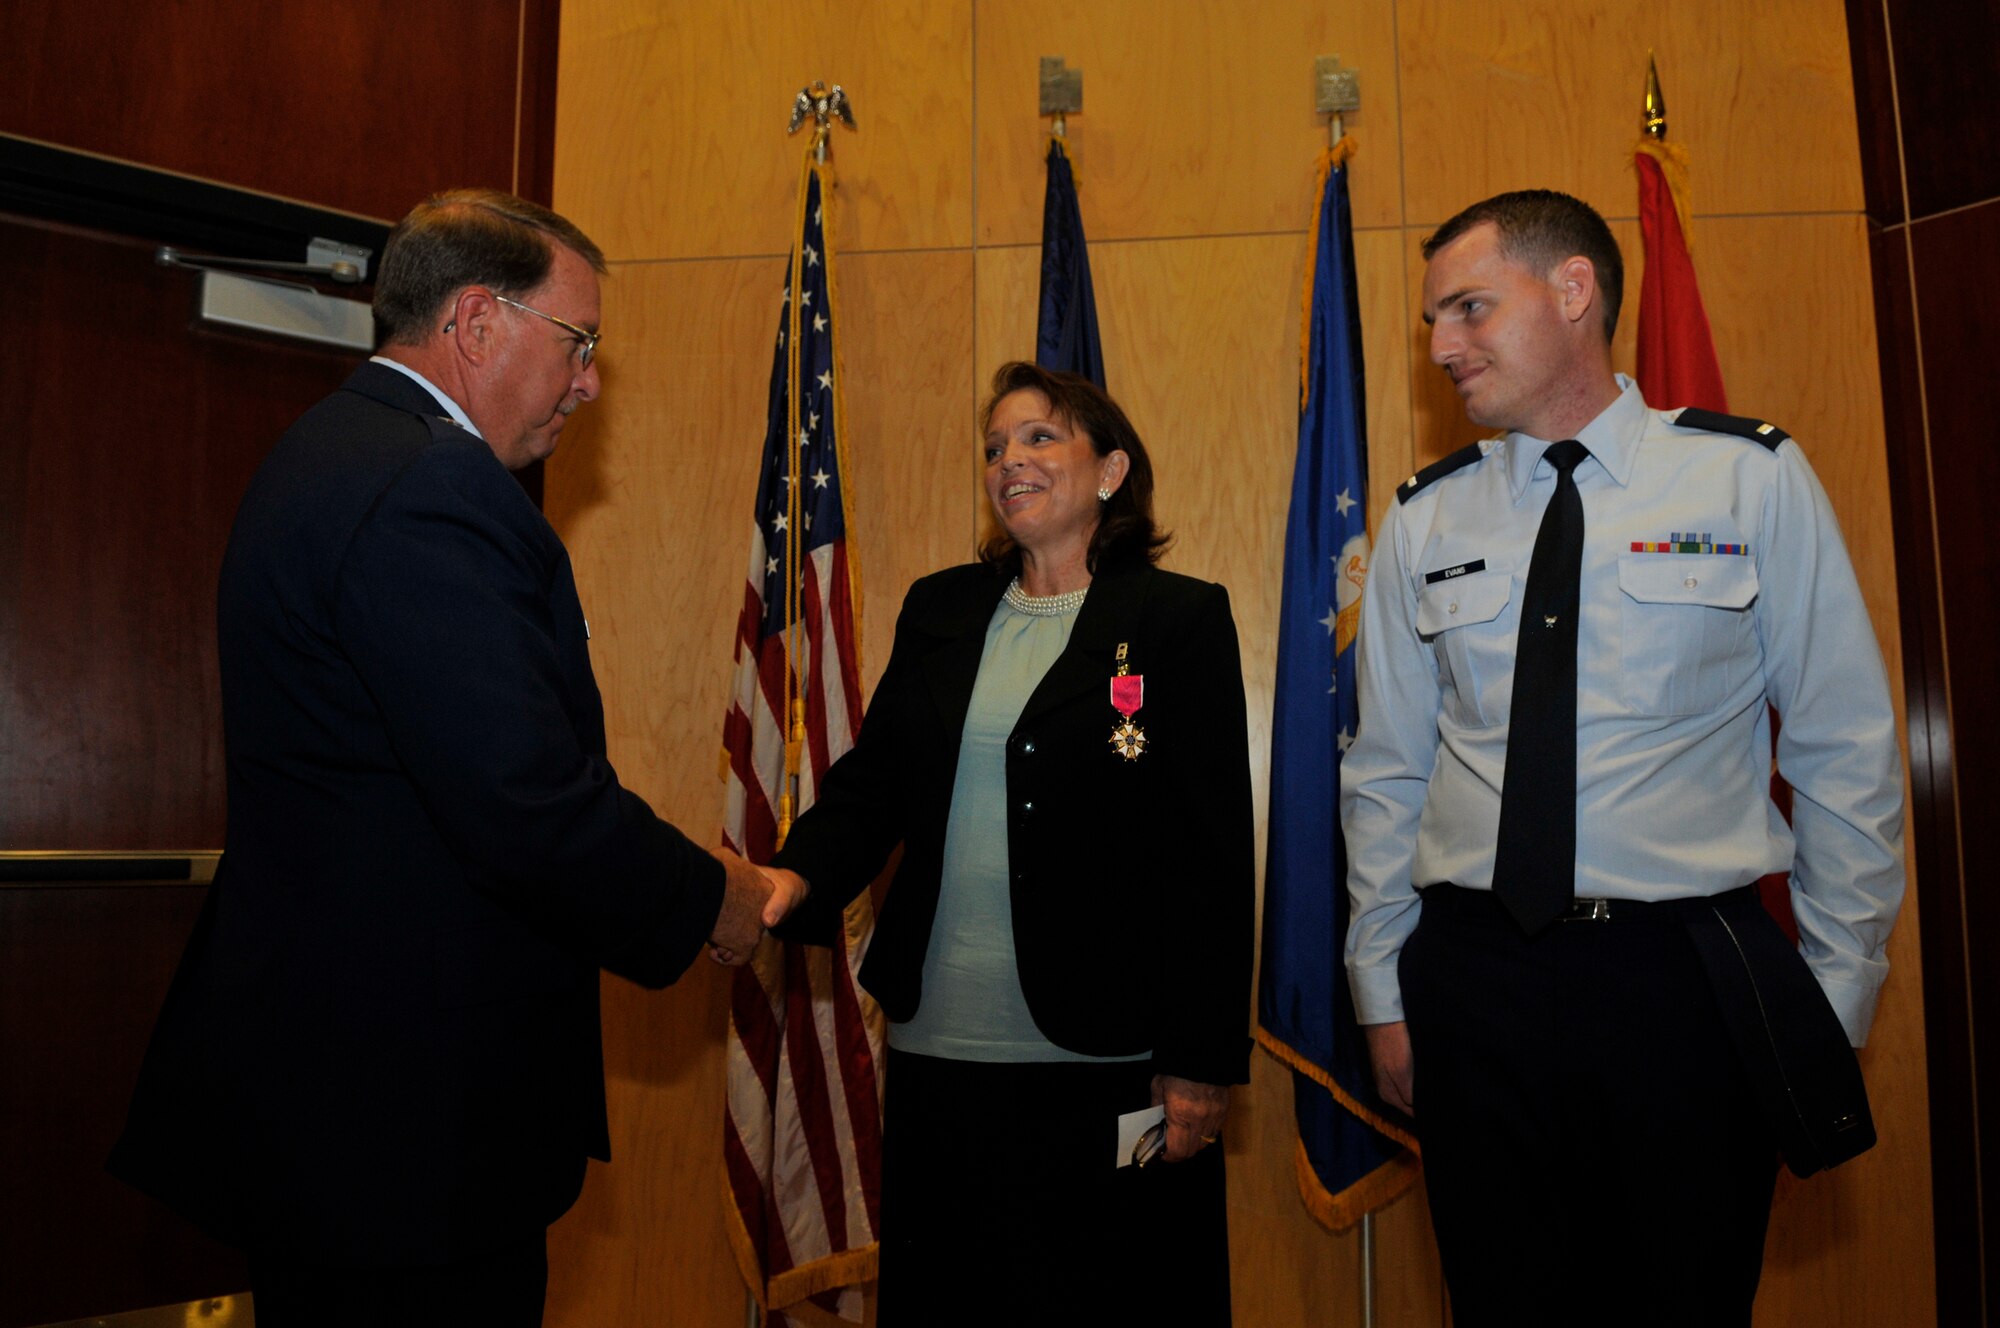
[760,362,1254,1324]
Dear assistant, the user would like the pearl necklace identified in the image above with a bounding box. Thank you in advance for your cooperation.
[1003,577,1088,617]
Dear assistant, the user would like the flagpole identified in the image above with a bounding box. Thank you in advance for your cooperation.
[1308,55,1382,1328]
[738,81,862,1328]
[1360,1212,1377,1328]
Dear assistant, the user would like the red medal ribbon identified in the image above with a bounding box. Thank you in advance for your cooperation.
[1110,674,1144,717]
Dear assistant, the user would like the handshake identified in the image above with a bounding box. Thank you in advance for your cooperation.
[706,848,810,966]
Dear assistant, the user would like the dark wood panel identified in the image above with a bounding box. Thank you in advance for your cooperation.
[1906,200,2000,1326]
[1843,0,1906,226]
[0,884,244,1327]
[1870,223,1983,1327]
[0,1,566,1320]
[1,1,532,221]
[1875,0,2000,220]
[518,0,566,207]
[0,218,362,849]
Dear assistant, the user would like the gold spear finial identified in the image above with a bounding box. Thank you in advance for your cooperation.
[1643,52,1667,140]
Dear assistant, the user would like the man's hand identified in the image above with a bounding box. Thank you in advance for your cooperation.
[1150,1074,1230,1162]
[761,867,810,929]
[1364,1020,1415,1117]
[707,848,773,966]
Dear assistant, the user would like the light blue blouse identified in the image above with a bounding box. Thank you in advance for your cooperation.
[889,595,1150,1064]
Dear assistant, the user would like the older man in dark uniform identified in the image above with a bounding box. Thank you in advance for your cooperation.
[111,190,791,1325]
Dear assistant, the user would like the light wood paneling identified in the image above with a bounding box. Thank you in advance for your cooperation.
[978,225,1431,1326]
[973,0,1405,244]
[541,248,971,1326]
[834,249,982,680]
[556,0,1931,1322]
[542,255,779,1328]
[556,0,973,261]
[1398,0,1864,227]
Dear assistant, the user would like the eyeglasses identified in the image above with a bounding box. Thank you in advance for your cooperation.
[495,295,600,369]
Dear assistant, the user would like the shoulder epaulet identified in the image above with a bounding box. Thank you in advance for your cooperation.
[1670,407,1790,451]
[419,414,478,448]
[1396,441,1488,504]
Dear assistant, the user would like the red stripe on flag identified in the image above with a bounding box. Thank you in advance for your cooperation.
[826,545,864,745]
[829,933,884,1231]
[782,943,853,1252]
[731,967,783,1100]
[724,1114,770,1263]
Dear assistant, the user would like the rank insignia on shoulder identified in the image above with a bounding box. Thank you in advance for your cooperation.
[1670,407,1791,451]
[1397,441,1488,503]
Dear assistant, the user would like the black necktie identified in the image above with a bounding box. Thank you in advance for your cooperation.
[1493,439,1589,934]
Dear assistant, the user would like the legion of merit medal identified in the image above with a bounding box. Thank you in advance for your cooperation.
[1109,642,1147,761]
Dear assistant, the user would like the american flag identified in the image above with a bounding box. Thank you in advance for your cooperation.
[721,155,885,1327]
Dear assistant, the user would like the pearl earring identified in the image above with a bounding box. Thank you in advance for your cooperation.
[1097,486,1112,502]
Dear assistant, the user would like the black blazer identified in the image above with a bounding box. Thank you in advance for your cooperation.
[110,363,725,1265]
[772,557,1255,1087]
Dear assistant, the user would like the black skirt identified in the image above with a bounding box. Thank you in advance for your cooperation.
[878,1049,1231,1326]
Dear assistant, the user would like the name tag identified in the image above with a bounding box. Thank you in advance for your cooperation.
[1424,559,1486,585]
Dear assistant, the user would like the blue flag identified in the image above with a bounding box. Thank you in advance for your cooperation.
[1256,141,1420,1230]
[1036,137,1106,388]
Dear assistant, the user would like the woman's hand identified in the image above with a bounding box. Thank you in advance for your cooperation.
[1151,1074,1229,1162]
[709,864,811,965]
[761,867,810,928]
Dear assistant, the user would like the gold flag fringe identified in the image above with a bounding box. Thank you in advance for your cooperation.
[720,1163,881,1316]
[1633,137,1696,252]
[1294,1138,1423,1233]
[1255,1025,1420,1152]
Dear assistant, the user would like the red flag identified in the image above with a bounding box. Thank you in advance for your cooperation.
[1634,142,1728,413]
[721,148,885,1328]
[1634,136,1798,943]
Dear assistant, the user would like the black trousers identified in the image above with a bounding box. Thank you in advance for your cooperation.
[878,1049,1231,1326]
[248,1232,548,1327]
[1400,886,1779,1328]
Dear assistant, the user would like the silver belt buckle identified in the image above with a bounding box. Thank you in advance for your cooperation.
[1564,897,1613,922]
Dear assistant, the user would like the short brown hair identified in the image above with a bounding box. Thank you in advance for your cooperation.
[1422,190,1623,343]
[977,361,1171,575]
[373,188,607,347]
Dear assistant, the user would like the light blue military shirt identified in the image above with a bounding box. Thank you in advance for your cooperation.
[1340,377,1905,1045]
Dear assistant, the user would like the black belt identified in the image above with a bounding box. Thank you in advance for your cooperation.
[1420,882,1757,923]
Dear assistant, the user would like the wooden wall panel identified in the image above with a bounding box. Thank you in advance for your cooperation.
[1397,0,1864,227]
[832,251,983,679]
[555,0,973,261]
[0,1,567,1318]
[972,0,1405,242]
[1867,0,2000,220]
[978,225,1414,543]
[556,1,1929,1322]
[545,258,785,821]
[1901,199,2000,1322]
[974,225,1437,1326]
[542,244,973,1325]
[1,0,540,220]
[0,883,246,1327]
